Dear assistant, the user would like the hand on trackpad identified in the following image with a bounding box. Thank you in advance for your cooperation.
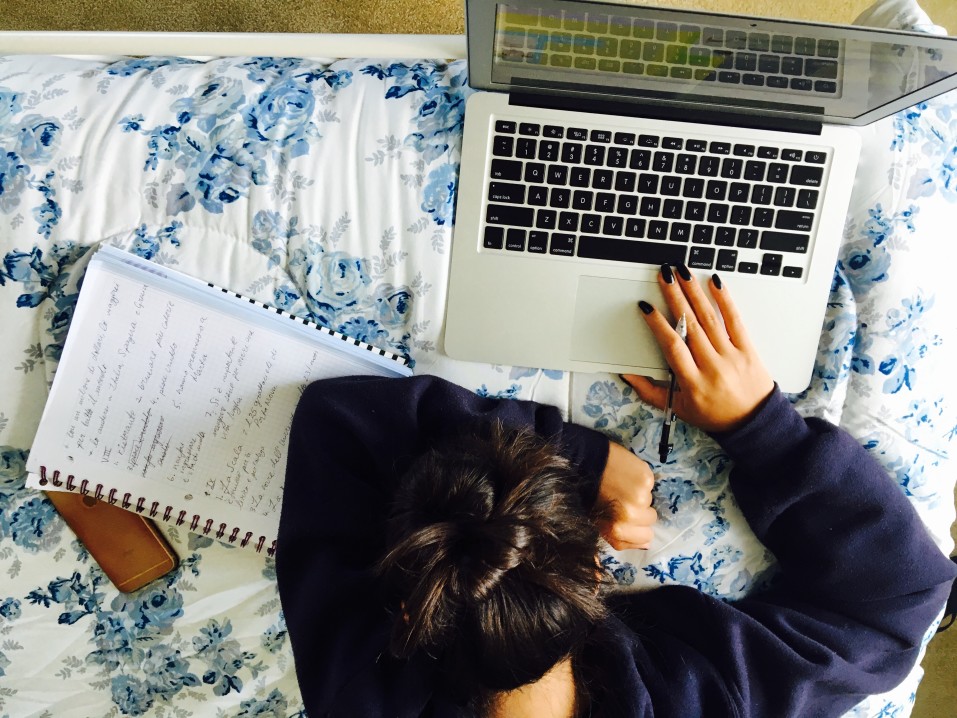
[570,275,672,370]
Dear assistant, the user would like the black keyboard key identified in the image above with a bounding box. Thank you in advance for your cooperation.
[570,167,591,187]
[743,74,765,87]
[715,227,736,246]
[790,165,824,186]
[617,195,638,215]
[721,158,743,178]
[683,178,705,198]
[495,120,517,134]
[767,76,789,89]
[758,54,781,74]
[568,127,589,141]
[661,176,682,196]
[782,149,803,161]
[529,185,549,206]
[615,171,637,193]
[488,182,525,204]
[685,201,706,221]
[773,186,796,207]
[603,216,624,236]
[717,249,738,271]
[638,174,659,194]
[676,154,698,174]
[491,159,523,181]
[686,139,708,152]
[578,235,686,266]
[595,192,617,213]
[653,152,675,172]
[538,140,560,162]
[783,266,803,278]
[758,146,779,159]
[790,78,813,92]
[550,234,576,256]
[753,208,775,228]
[663,199,683,219]
[797,188,819,210]
[608,147,629,168]
[730,205,752,226]
[484,226,504,249]
[745,161,766,181]
[698,156,720,176]
[738,261,758,274]
[528,231,548,253]
[584,145,607,165]
[630,149,652,170]
[706,180,727,201]
[760,252,783,276]
[506,228,526,251]
[487,204,533,227]
[693,225,714,244]
[737,229,759,249]
[572,190,594,211]
[805,151,827,164]
[581,214,600,234]
[614,132,636,145]
[761,231,810,253]
[516,137,537,159]
[544,125,564,139]
[805,58,838,79]
[751,184,772,205]
[768,163,789,183]
[536,209,558,230]
[591,129,613,143]
[708,203,730,224]
[640,197,662,217]
[519,122,541,136]
[524,163,546,183]
[782,57,804,75]
[689,247,715,269]
[547,165,568,185]
[775,210,814,232]
[493,136,515,157]
[771,35,793,54]
[549,187,571,208]
[728,182,751,203]
[562,142,584,164]
[648,221,668,240]
[794,37,816,55]
[625,218,646,238]
[559,212,579,231]
[670,223,692,243]
[592,169,614,190]
[818,39,840,58]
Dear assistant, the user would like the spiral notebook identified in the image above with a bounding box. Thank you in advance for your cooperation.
[25,246,412,556]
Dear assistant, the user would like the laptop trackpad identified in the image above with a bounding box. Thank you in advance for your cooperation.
[570,275,669,369]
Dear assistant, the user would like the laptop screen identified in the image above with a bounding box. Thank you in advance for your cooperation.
[466,0,957,126]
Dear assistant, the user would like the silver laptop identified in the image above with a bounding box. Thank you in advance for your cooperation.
[445,0,957,392]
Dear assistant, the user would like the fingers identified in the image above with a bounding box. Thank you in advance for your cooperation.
[621,374,667,411]
[637,298,699,381]
[707,274,755,352]
[603,512,657,551]
[660,264,731,357]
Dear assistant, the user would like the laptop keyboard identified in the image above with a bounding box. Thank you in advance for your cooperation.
[498,8,842,95]
[482,119,828,278]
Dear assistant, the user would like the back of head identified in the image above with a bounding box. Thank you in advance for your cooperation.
[377,421,606,705]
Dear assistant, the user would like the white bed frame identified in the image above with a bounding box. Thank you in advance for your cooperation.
[0,32,467,60]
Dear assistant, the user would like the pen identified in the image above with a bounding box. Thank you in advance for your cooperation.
[658,313,687,463]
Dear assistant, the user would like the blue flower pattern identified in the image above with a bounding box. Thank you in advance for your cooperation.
[0,43,953,718]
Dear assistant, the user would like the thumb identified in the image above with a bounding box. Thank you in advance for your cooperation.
[622,374,667,411]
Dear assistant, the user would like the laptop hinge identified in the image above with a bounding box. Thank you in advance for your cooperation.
[510,91,824,136]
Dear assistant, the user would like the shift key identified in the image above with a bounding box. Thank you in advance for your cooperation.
[487,203,534,226]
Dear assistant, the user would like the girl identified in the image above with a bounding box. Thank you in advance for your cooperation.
[276,265,956,717]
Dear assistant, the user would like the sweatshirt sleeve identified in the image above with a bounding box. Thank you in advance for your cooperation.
[275,374,610,717]
[611,388,957,718]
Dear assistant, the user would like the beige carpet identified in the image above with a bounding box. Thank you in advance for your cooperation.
[1,0,955,33]
[1,0,954,716]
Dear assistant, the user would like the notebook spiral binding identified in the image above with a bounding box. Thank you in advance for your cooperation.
[37,466,277,556]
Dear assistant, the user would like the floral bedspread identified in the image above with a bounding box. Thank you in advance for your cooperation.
[1,15,955,718]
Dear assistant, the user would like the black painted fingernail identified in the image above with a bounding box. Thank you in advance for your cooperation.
[638,300,654,315]
[660,264,674,284]
[712,273,722,290]
[676,263,692,281]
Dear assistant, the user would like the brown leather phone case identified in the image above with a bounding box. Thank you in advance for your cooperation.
[46,491,178,592]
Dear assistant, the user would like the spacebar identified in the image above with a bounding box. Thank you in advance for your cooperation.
[577,235,687,266]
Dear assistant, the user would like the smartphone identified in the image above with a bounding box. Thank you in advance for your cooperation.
[46,491,179,592]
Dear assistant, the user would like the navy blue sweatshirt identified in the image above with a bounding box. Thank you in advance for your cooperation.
[276,375,956,717]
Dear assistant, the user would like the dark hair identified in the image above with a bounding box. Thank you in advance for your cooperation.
[376,420,607,709]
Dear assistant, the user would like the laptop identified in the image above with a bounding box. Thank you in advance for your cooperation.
[445,0,957,392]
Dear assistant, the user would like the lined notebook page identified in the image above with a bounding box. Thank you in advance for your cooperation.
[27,249,409,544]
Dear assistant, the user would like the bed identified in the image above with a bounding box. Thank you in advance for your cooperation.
[1,1,955,716]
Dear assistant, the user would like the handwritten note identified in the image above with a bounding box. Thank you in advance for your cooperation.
[55,272,326,523]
